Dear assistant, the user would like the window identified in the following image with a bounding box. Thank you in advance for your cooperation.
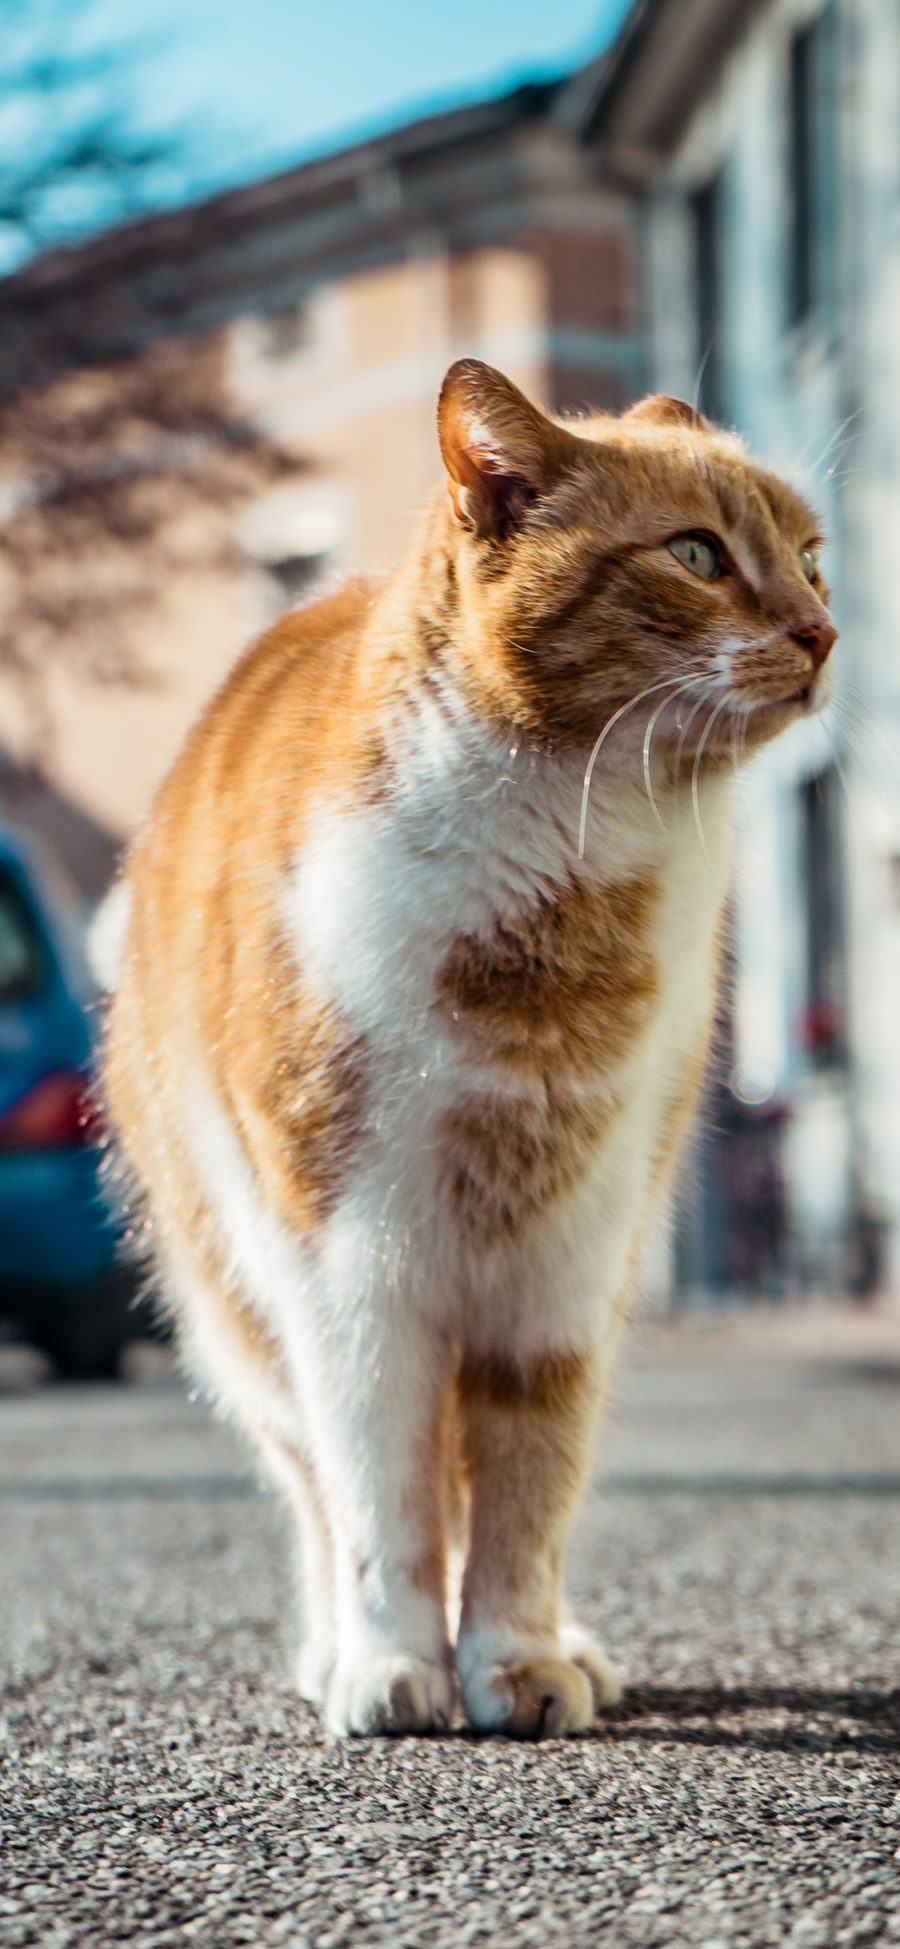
[263,551,328,611]
[239,482,346,621]
[798,765,846,1064]
[260,304,310,360]
[691,174,724,422]
[787,7,838,328]
[788,23,816,323]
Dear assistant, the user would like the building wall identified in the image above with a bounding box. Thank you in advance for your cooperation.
[645,0,900,1293]
[835,0,900,1288]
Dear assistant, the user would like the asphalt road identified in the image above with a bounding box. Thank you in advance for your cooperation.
[3,1309,900,1948]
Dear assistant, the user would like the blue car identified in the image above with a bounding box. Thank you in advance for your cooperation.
[0,829,140,1376]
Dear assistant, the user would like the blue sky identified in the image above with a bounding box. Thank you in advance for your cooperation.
[1,0,632,269]
[95,0,632,183]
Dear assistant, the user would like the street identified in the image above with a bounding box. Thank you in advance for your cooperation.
[3,1309,900,1948]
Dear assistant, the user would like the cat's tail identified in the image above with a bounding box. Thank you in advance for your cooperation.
[88,880,132,992]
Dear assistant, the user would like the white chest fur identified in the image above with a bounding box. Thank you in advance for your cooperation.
[274,695,733,1352]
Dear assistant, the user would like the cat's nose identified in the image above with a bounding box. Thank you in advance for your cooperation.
[791,617,838,670]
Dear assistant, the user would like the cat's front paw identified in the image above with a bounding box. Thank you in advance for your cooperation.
[462,1655,594,1738]
[560,1622,623,1710]
[326,1655,455,1736]
[295,1637,334,1707]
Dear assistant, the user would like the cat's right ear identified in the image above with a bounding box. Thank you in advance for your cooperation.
[438,359,569,540]
[625,393,711,433]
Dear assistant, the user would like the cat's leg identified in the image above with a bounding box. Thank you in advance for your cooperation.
[455,1342,619,1738]
[289,1310,455,1737]
[255,1434,336,1706]
[442,1384,470,1643]
[160,1225,337,1699]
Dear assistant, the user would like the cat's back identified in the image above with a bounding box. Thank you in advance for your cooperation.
[120,578,380,972]
[104,578,386,1166]
[151,577,376,855]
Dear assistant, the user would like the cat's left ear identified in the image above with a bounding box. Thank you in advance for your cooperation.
[438,359,572,539]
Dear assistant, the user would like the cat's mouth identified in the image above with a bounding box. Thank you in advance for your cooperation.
[739,679,818,720]
[721,678,823,748]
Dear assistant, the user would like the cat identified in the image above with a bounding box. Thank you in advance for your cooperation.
[102,359,836,1738]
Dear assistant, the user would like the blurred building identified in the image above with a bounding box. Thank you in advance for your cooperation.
[580,0,900,1297]
[1,0,898,1300]
[0,81,640,897]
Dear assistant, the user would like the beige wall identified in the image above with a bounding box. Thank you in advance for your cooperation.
[2,222,637,898]
[231,244,552,571]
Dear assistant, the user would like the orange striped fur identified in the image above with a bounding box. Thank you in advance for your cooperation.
[102,361,836,1737]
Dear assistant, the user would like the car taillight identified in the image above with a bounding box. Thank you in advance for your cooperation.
[0,1070,96,1152]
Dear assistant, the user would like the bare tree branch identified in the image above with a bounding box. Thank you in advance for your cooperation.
[0,3,190,257]
[0,335,303,756]
[0,10,308,765]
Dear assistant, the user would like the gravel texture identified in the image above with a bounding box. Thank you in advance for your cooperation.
[2,1313,900,1947]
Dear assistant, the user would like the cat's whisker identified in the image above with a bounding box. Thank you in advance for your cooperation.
[674,683,716,783]
[838,677,894,714]
[742,696,760,770]
[728,698,751,781]
[827,700,900,842]
[806,433,862,491]
[690,345,712,427]
[817,712,886,854]
[838,681,900,769]
[833,690,900,776]
[844,720,900,795]
[730,693,746,774]
[806,405,863,460]
[577,671,701,859]
[689,347,720,498]
[691,692,733,864]
[735,701,750,774]
[792,409,863,490]
[839,677,876,707]
[641,678,701,831]
[821,465,860,489]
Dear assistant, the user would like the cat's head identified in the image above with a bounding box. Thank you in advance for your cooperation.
[436,359,836,764]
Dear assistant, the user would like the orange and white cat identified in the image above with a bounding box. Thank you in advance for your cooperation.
[102,361,836,1738]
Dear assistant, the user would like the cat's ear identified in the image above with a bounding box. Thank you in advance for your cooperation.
[438,359,570,539]
[625,394,711,433]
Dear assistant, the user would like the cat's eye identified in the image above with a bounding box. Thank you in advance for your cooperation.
[667,532,724,581]
[799,546,819,583]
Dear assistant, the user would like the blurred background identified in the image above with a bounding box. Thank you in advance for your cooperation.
[2,0,899,1375]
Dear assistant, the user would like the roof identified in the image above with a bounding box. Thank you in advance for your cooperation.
[0,0,763,395]
[0,78,573,391]
[4,80,565,303]
[565,0,768,174]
